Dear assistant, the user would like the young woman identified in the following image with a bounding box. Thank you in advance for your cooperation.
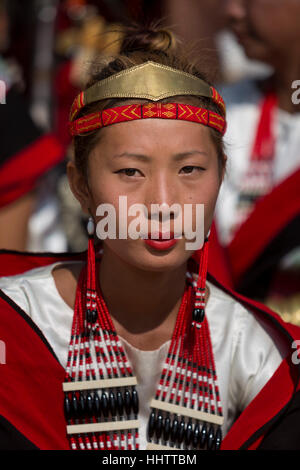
[0,26,300,451]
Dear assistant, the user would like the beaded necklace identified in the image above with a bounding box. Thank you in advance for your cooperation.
[62,233,223,451]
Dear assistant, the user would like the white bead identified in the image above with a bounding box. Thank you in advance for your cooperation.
[87,217,95,235]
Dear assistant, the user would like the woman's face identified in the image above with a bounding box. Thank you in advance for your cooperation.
[69,118,224,272]
[225,0,300,63]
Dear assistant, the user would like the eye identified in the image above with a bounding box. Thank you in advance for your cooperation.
[180,166,205,174]
[115,168,142,177]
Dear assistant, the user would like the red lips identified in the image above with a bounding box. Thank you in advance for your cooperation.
[147,231,175,240]
[144,231,178,251]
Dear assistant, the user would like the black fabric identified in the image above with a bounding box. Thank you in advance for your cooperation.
[258,390,300,450]
[0,415,38,450]
[0,88,42,167]
[237,214,300,300]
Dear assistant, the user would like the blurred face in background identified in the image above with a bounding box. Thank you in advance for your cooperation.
[225,0,300,64]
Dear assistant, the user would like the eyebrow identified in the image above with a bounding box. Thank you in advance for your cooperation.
[112,151,208,162]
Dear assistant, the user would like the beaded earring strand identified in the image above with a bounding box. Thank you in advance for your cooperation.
[62,222,223,450]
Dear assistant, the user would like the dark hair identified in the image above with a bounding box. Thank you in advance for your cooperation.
[73,24,226,180]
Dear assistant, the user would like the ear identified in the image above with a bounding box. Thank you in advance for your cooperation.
[220,153,227,183]
[67,161,91,216]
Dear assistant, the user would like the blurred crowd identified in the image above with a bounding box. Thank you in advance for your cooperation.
[0,0,299,323]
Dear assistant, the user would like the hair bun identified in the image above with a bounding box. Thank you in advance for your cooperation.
[120,24,176,55]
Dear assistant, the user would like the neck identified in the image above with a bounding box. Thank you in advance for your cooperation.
[270,49,300,113]
[98,244,189,337]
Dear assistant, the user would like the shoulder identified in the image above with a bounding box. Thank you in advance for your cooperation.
[0,261,84,315]
[206,279,259,341]
[203,275,289,359]
[0,263,54,313]
[205,275,252,324]
[51,261,83,311]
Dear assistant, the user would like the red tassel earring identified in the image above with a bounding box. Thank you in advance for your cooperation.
[192,233,210,328]
[86,216,98,325]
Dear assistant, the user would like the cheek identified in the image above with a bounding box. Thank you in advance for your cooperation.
[203,177,220,228]
[184,171,220,233]
[248,3,288,47]
[87,164,120,211]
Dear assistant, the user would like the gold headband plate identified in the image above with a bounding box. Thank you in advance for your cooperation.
[84,61,211,105]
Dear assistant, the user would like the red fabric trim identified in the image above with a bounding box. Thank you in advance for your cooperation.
[0,134,65,208]
[221,355,298,449]
[247,435,265,450]
[228,167,300,284]
[0,294,69,449]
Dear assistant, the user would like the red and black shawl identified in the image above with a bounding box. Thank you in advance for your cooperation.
[0,249,300,450]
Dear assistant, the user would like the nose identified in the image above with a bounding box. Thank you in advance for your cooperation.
[150,202,179,225]
[224,0,246,21]
[144,175,181,226]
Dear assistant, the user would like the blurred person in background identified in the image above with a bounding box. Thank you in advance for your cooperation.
[163,0,226,82]
[54,0,126,251]
[214,0,300,323]
[0,0,67,252]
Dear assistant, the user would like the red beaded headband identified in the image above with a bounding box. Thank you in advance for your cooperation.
[69,102,226,137]
[68,61,226,137]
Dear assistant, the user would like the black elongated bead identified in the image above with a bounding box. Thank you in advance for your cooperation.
[177,419,185,444]
[109,391,117,417]
[124,389,131,416]
[91,309,98,324]
[132,389,139,415]
[192,423,200,449]
[86,392,94,417]
[64,394,72,421]
[163,416,171,442]
[207,425,215,450]
[148,411,156,440]
[71,392,79,419]
[155,414,163,440]
[185,420,193,446]
[170,417,179,443]
[215,426,222,450]
[192,308,205,323]
[101,392,109,418]
[78,391,86,418]
[116,390,124,416]
[200,422,207,448]
[93,392,101,418]
[86,309,92,323]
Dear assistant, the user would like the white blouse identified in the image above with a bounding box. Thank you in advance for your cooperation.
[0,261,288,449]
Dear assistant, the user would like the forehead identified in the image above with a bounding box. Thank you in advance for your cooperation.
[93,118,216,155]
